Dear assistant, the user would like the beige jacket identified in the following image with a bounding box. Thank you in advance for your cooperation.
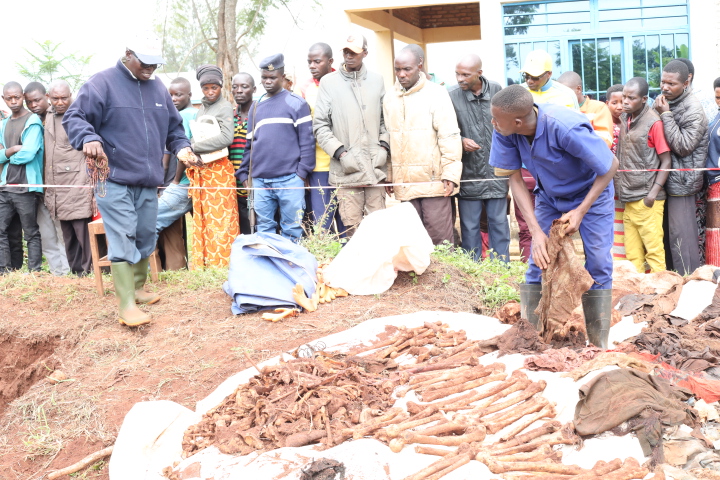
[383,74,462,201]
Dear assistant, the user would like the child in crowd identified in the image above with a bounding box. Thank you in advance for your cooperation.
[616,77,671,273]
[606,84,626,261]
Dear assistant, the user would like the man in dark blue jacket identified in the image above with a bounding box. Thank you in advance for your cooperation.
[64,34,192,327]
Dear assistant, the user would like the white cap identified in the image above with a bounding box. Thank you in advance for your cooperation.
[127,32,165,65]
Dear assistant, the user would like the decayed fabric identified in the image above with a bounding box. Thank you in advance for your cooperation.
[574,368,697,465]
[536,219,594,343]
[523,346,601,372]
[475,319,549,356]
[632,328,719,372]
[564,351,656,380]
[186,158,239,268]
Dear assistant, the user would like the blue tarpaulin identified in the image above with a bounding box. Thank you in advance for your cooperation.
[222,232,318,314]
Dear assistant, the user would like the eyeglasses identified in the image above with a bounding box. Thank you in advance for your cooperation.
[522,71,549,82]
[131,52,159,70]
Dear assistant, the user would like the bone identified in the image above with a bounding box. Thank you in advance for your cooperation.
[412,420,466,437]
[491,428,580,457]
[409,366,472,388]
[570,458,648,480]
[500,403,556,441]
[414,445,455,457]
[401,425,486,447]
[420,372,507,403]
[475,453,586,475]
[484,397,549,434]
[425,451,474,480]
[346,408,405,440]
[494,445,561,463]
[473,381,546,417]
[493,421,561,450]
[419,364,506,395]
[461,375,532,413]
[401,449,468,480]
[382,413,446,439]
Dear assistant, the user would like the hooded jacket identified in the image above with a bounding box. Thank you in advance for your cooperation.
[313,64,390,187]
[383,73,463,202]
[44,108,93,220]
[662,88,708,196]
[448,77,508,200]
[63,59,190,187]
[0,113,44,193]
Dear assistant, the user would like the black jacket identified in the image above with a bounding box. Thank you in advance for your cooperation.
[449,77,508,199]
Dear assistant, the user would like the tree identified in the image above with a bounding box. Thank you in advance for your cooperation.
[16,40,93,92]
[156,0,308,100]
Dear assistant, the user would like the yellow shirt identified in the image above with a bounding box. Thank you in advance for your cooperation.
[300,80,331,172]
[580,96,614,148]
[523,80,579,110]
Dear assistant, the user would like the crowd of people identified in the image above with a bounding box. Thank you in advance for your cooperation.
[0,32,718,330]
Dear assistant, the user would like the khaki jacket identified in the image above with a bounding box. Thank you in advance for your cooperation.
[383,74,462,201]
[44,109,93,220]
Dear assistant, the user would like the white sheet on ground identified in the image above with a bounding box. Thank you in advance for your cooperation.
[322,202,434,295]
[669,280,717,320]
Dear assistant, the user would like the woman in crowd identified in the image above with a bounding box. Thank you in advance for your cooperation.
[185,65,239,268]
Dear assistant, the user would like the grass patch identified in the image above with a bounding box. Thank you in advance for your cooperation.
[431,242,527,313]
[160,267,228,291]
[299,228,344,264]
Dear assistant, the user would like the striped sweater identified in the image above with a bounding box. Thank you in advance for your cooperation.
[236,89,315,183]
[229,109,249,196]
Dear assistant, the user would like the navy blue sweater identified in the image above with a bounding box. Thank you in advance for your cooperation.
[63,60,190,187]
[706,110,720,185]
[236,89,315,183]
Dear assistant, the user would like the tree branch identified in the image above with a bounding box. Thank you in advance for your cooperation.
[236,0,266,47]
[191,0,217,53]
[177,37,218,73]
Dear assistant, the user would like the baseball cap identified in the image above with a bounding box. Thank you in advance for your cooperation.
[127,33,166,65]
[522,50,553,77]
[344,35,367,54]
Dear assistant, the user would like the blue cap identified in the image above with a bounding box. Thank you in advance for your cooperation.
[259,53,284,71]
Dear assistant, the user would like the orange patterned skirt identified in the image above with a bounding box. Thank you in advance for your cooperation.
[186,157,239,268]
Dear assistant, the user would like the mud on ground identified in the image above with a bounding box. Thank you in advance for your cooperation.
[0,259,492,480]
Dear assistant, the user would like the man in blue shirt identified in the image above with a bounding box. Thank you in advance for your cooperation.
[489,85,618,348]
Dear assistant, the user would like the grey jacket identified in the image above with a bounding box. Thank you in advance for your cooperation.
[191,97,234,154]
[449,78,508,199]
[662,88,708,196]
[313,64,390,187]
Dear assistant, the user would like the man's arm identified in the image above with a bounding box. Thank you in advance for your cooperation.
[560,155,618,235]
[4,123,43,165]
[312,82,344,160]
[432,90,463,194]
[295,101,316,181]
[654,95,707,157]
[62,83,106,158]
[173,161,187,184]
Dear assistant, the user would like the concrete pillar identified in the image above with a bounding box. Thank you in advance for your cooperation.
[418,42,429,73]
[374,29,396,90]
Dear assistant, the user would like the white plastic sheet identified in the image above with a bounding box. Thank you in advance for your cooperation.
[669,280,717,321]
[323,202,434,295]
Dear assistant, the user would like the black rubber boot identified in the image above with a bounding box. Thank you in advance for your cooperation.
[582,289,612,349]
[519,283,543,328]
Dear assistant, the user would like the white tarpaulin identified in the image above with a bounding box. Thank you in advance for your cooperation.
[323,203,434,295]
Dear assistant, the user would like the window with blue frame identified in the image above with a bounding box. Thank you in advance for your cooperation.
[503,0,690,99]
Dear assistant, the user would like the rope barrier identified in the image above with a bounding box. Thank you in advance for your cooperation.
[2,166,718,191]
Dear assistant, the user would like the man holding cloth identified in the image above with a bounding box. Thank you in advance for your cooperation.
[489,85,618,349]
[64,34,192,327]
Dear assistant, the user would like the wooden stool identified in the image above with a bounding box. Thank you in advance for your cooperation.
[88,219,161,296]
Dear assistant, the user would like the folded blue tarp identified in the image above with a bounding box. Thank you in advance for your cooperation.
[222,232,318,314]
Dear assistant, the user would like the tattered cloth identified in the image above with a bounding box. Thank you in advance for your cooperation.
[574,368,697,465]
[537,220,594,343]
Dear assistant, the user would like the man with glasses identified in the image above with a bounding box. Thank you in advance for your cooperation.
[64,33,193,327]
[520,50,578,110]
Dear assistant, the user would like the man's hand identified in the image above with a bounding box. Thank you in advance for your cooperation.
[442,180,456,197]
[654,95,669,114]
[558,208,585,236]
[643,195,656,208]
[4,145,21,157]
[384,182,394,196]
[178,147,203,167]
[83,141,105,159]
[242,180,248,189]
[462,138,481,152]
[531,229,550,269]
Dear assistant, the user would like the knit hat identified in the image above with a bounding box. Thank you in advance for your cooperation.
[196,64,223,87]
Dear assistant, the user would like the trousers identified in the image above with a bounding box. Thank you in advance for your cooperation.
[0,192,42,271]
[37,199,70,275]
[95,181,158,264]
[408,196,454,246]
[336,185,385,238]
[665,194,701,276]
[526,186,614,290]
[458,197,511,262]
[306,171,346,237]
[623,198,665,273]
[60,217,92,275]
[254,173,306,243]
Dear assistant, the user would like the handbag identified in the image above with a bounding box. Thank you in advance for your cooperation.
[190,115,229,163]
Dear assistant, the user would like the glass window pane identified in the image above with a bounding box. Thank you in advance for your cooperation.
[599,0,641,7]
[505,44,522,84]
[611,38,623,85]
[597,39,611,94]
[661,33,676,69]
[504,3,544,15]
[643,5,687,17]
[644,16,687,28]
[549,41,562,71]
[570,41,582,79]
[675,33,689,58]
[583,39,598,93]
[646,35,661,89]
[643,0,687,6]
[519,42,534,71]
[598,8,640,21]
[547,23,590,33]
[546,1,589,12]
[632,36,647,78]
[547,12,590,23]
[599,19,642,29]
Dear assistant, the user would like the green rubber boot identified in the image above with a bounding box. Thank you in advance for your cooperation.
[133,258,160,305]
[582,289,612,349]
[111,262,151,327]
